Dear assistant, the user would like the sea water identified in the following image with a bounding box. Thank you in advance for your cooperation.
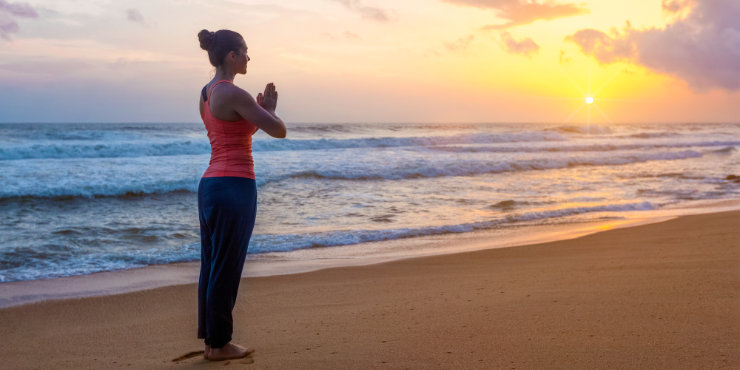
[0,122,738,282]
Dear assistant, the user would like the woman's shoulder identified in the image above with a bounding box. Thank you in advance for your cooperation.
[211,81,253,102]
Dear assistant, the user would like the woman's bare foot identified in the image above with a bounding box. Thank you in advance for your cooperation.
[204,345,211,359]
[206,343,254,361]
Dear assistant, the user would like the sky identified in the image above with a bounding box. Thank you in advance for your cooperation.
[0,0,738,123]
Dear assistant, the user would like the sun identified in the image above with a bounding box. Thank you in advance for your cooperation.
[559,62,622,125]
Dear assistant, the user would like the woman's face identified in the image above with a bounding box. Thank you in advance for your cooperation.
[235,40,249,74]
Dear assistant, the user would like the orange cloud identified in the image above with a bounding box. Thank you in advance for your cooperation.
[564,27,635,63]
[500,32,539,57]
[444,0,588,29]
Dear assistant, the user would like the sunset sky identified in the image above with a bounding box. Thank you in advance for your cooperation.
[0,0,738,123]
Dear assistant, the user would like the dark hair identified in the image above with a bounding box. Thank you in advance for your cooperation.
[198,29,245,67]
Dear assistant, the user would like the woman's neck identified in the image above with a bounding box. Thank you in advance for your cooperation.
[213,68,236,82]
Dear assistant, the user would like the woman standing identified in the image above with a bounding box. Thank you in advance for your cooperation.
[197,29,286,361]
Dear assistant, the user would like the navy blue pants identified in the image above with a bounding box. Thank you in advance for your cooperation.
[197,177,257,348]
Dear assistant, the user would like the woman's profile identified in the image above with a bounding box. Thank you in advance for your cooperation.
[196,28,286,361]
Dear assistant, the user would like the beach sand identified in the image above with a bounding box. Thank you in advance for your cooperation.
[1,210,738,369]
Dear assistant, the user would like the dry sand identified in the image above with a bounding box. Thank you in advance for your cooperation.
[0,210,738,369]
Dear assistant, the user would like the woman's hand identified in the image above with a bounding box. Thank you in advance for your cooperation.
[256,83,278,113]
[231,82,286,138]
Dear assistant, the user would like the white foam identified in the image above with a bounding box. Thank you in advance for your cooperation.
[0,131,570,160]
[0,149,706,199]
[0,201,659,282]
[245,201,657,253]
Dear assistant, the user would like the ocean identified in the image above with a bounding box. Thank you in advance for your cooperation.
[0,122,738,282]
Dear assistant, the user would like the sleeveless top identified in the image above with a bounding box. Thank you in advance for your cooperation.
[200,80,259,179]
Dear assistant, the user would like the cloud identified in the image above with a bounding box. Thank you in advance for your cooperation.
[661,0,691,13]
[564,27,635,63]
[332,0,390,22]
[126,9,144,24]
[444,35,475,51]
[0,0,38,40]
[444,0,588,29]
[500,32,539,57]
[565,0,740,90]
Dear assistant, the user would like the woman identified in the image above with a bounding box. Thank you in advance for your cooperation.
[196,28,286,361]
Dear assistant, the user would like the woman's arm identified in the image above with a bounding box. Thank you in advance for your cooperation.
[230,83,286,138]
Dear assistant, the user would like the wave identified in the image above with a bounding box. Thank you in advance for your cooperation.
[0,150,704,200]
[283,150,704,182]
[626,132,680,139]
[0,242,199,283]
[244,202,657,253]
[4,126,735,161]
[654,172,705,180]
[549,125,612,135]
[507,201,655,221]
[0,154,207,200]
[0,140,212,160]
[0,131,569,160]
[0,177,200,201]
[0,201,656,282]
[490,200,521,209]
[426,141,739,154]
[708,146,736,155]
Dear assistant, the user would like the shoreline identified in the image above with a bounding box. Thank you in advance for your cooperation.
[2,198,739,309]
[1,209,737,368]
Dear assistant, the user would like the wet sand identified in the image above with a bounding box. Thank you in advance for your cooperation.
[0,210,738,369]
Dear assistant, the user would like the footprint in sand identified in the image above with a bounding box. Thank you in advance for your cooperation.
[171,350,204,362]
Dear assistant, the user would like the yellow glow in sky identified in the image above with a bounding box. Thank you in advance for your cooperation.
[0,0,737,123]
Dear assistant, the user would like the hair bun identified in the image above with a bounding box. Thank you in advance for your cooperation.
[198,29,216,51]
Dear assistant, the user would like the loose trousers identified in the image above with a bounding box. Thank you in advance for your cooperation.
[197,176,257,348]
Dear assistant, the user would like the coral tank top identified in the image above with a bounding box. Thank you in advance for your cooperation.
[200,80,259,179]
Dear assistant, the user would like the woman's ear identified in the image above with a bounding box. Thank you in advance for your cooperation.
[226,50,237,63]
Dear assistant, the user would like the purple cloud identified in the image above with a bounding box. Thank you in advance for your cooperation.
[0,0,37,40]
[566,0,740,90]
[444,0,588,29]
[126,9,144,24]
[0,0,35,17]
[333,0,390,22]
[500,32,539,57]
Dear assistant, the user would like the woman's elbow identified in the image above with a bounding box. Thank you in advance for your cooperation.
[269,124,287,139]
[259,118,286,138]
[274,121,287,138]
